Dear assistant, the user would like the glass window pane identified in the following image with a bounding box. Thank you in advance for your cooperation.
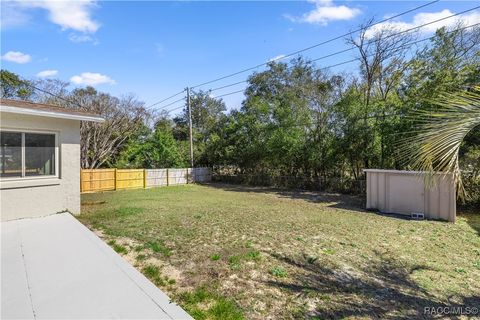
[25,133,55,176]
[0,132,22,178]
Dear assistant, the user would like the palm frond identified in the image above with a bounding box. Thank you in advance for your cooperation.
[398,85,480,200]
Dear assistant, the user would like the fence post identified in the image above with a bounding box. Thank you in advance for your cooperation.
[89,170,93,192]
[114,168,117,191]
[166,168,169,186]
[143,169,147,189]
[80,169,83,193]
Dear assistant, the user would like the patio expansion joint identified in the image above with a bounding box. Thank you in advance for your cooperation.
[17,221,37,320]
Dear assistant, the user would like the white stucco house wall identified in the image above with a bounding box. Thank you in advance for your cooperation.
[0,99,104,221]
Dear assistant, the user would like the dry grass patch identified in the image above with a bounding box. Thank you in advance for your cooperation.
[79,184,480,319]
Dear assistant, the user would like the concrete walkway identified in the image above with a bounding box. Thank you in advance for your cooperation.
[1,213,192,320]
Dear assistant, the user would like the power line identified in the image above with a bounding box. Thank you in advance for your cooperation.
[146,89,185,110]
[163,104,185,114]
[201,19,480,95]
[189,0,440,89]
[211,89,246,99]
[155,96,186,110]
[199,21,479,114]
[19,79,85,110]
[210,80,247,92]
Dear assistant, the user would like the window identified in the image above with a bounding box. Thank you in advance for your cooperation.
[0,131,57,179]
[25,133,55,176]
[0,132,22,178]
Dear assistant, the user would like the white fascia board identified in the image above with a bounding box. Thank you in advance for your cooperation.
[0,105,105,122]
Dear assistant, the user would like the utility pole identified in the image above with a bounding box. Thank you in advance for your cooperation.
[186,87,194,168]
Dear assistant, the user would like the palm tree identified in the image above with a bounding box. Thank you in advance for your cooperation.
[398,85,480,200]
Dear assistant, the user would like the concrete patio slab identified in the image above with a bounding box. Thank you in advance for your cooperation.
[1,213,192,320]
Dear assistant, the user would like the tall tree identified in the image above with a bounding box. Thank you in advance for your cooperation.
[71,87,149,168]
[0,69,33,100]
[347,21,414,169]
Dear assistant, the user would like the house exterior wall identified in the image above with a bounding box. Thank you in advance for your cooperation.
[364,169,456,222]
[0,112,81,221]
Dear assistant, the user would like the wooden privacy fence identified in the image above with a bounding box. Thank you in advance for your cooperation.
[81,169,116,192]
[116,169,145,190]
[80,167,211,193]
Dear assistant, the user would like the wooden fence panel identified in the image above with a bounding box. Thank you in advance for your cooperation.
[81,167,211,193]
[80,169,115,193]
[146,169,168,187]
[116,169,145,190]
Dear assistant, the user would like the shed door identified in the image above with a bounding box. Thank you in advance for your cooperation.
[387,174,424,215]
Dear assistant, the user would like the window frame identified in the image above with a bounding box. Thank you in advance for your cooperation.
[0,128,59,181]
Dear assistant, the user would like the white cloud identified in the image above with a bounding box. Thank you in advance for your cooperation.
[36,69,58,78]
[365,9,480,38]
[3,0,100,38]
[70,72,116,86]
[268,54,286,62]
[0,1,31,28]
[1,51,31,64]
[68,33,99,44]
[19,0,100,33]
[286,0,361,25]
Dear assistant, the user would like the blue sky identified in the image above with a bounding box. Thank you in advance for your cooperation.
[1,1,478,113]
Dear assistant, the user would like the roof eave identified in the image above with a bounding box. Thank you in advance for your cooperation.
[0,105,105,123]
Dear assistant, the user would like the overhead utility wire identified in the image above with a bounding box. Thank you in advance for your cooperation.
[203,11,480,94]
[19,79,85,110]
[146,89,186,109]
[189,0,440,89]
[156,96,186,110]
[207,22,480,101]
[205,22,478,101]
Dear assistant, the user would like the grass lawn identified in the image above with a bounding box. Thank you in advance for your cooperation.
[79,184,480,319]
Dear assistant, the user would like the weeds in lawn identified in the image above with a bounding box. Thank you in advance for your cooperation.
[305,255,318,264]
[246,250,261,262]
[270,266,288,277]
[179,287,243,320]
[136,254,147,261]
[210,254,221,261]
[322,248,335,255]
[228,255,242,270]
[146,241,172,257]
[142,264,164,286]
[295,236,305,242]
[107,239,128,254]
[454,267,467,274]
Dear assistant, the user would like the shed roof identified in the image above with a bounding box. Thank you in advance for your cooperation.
[0,98,104,122]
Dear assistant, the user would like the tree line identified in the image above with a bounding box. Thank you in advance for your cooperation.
[1,23,479,203]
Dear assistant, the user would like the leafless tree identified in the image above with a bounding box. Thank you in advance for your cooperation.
[70,87,149,168]
[347,19,415,167]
